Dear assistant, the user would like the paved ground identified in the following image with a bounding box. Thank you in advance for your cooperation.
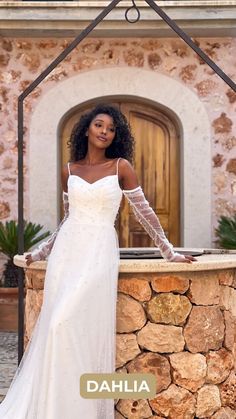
[0,332,18,402]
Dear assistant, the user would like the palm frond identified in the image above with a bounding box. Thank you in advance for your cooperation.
[0,220,51,259]
[215,214,236,249]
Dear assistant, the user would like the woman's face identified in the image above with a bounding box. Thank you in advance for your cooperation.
[86,113,116,149]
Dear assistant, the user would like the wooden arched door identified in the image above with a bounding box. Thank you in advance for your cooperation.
[60,100,180,246]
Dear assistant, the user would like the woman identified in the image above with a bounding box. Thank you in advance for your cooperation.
[0,104,195,419]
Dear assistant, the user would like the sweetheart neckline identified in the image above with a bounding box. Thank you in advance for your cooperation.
[68,174,123,191]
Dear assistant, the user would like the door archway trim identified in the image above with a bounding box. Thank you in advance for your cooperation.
[29,67,211,247]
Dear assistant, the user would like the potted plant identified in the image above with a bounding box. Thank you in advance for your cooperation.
[0,220,50,331]
[215,214,236,249]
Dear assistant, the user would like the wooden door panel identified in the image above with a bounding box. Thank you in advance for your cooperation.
[61,100,180,247]
[120,102,179,246]
[129,111,169,212]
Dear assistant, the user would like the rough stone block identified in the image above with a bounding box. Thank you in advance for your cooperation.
[118,278,152,301]
[116,293,146,333]
[196,385,221,418]
[116,333,141,369]
[169,352,207,392]
[184,306,225,353]
[145,293,192,326]
[151,274,189,294]
[149,384,196,419]
[137,321,185,353]
[127,352,171,394]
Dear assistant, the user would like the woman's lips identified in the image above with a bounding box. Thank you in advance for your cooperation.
[98,136,107,142]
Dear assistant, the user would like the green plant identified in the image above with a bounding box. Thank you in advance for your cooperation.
[0,220,50,287]
[215,214,236,249]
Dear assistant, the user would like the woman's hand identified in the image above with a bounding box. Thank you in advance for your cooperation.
[25,254,34,266]
[171,254,198,263]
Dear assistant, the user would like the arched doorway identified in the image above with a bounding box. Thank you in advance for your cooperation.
[29,67,211,247]
[60,99,180,247]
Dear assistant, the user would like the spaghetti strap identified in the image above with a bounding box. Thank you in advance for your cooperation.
[116,157,121,176]
[67,162,71,176]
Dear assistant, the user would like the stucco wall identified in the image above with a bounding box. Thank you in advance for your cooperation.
[0,37,236,267]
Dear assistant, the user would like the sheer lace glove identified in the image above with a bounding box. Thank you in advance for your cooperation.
[123,186,186,262]
[28,192,69,262]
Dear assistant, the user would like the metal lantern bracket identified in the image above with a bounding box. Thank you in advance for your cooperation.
[17,0,236,363]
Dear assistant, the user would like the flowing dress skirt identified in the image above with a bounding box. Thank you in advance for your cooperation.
[0,218,120,419]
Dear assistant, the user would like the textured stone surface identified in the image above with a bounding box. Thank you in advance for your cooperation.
[218,271,234,286]
[116,398,152,418]
[137,321,185,353]
[195,79,217,97]
[0,53,10,67]
[169,352,207,392]
[220,136,236,152]
[212,407,236,419]
[149,384,196,419]
[81,40,103,54]
[25,269,45,290]
[213,153,225,168]
[219,371,236,410]
[220,286,236,317]
[0,202,10,219]
[117,278,152,301]
[187,271,220,305]
[116,293,146,333]
[196,385,221,418]
[224,311,236,351]
[145,293,192,325]
[24,289,43,345]
[179,64,197,82]
[226,89,236,104]
[123,49,144,67]
[184,306,225,353]
[206,349,234,384]
[115,410,125,419]
[214,171,227,193]
[20,52,40,72]
[151,274,189,294]
[148,53,162,70]
[227,159,236,175]
[115,334,141,369]
[127,352,171,394]
[0,142,4,155]
[213,113,232,134]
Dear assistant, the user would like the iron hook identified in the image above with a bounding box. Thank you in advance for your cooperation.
[125,0,141,24]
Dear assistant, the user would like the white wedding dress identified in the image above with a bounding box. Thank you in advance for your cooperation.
[0,160,123,419]
[0,157,182,419]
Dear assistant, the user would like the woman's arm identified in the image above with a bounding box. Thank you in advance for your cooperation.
[25,165,70,265]
[119,159,196,263]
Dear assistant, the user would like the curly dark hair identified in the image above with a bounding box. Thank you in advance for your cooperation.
[67,104,135,164]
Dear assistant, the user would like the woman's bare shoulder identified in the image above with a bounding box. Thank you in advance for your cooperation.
[119,157,134,169]
[118,158,139,190]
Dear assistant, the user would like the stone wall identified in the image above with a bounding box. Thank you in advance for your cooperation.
[115,270,236,418]
[0,37,236,232]
[24,266,236,418]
